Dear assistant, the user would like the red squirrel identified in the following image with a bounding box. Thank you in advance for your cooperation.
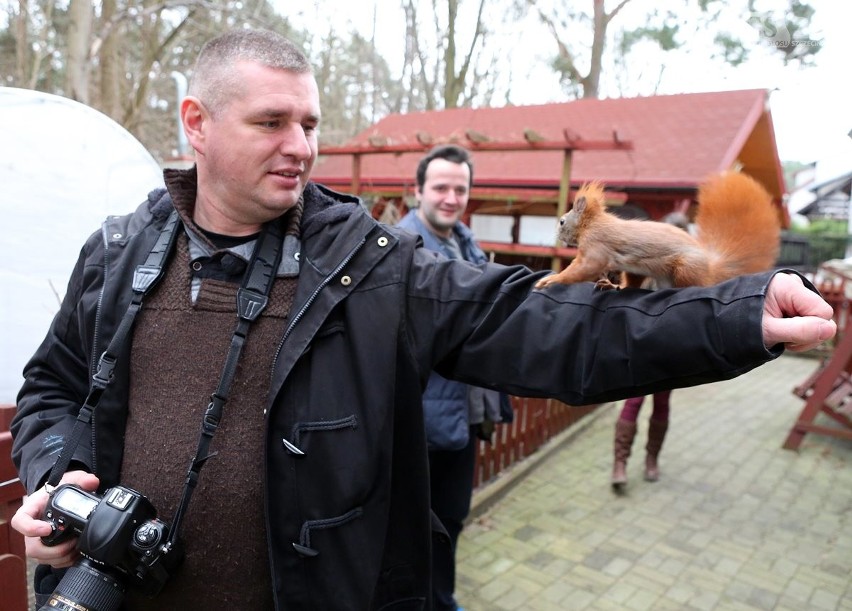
[534,172,781,290]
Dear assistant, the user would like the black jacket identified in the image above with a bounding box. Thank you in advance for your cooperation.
[12,181,782,609]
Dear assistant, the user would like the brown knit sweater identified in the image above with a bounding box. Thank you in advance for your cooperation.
[120,171,298,609]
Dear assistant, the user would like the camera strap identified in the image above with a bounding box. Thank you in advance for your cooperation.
[46,210,182,490]
[167,219,283,548]
[46,206,285,545]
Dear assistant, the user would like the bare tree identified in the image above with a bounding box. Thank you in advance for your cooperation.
[398,0,508,111]
[400,0,437,111]
[313,27,404,145]
[523,0,822,100]
[2,0,516,152]
[442,0,487,108]
[4,0,58,90]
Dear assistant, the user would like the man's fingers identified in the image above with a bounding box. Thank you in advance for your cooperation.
[23,536,79,568]
[767,273,835,320]
[60,470,100,491]
[764,316,837,351]
[10,499,52,537]
[10,470,99,568]
[789,284,835,320]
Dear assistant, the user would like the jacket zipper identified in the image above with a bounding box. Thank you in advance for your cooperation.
[269,236,367,378]
[264,234,366,611]
[89,221,114,475]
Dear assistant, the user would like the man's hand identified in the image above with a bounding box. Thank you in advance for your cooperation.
[10,470,100,568]
[763,273,837,352]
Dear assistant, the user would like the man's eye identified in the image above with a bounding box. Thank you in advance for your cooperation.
[259,121,279,129]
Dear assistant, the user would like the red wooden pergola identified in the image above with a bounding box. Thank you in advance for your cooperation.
[320,131,633,271]
[313,88,789,273]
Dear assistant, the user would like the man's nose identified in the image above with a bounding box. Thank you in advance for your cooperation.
[280,125,313,160]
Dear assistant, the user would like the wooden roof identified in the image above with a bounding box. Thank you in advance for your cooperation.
[312,88,786,216]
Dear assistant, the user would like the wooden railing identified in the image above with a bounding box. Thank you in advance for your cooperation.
[473,396,598,489]
[1,403,27,611]
[0,395,596,608]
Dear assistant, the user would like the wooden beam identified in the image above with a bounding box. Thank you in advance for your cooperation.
[553,149,574,271]
[478,241,577,259]
[320,138,632,156]
[351,154,361,195]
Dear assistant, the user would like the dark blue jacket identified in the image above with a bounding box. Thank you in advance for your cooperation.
[396,212,500,450]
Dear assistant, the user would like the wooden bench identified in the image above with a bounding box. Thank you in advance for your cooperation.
[784,266,852,450]
[784,323,852,450]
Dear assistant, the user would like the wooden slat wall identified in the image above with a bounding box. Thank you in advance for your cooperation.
[0,404,27,611]
[473,397,598,488]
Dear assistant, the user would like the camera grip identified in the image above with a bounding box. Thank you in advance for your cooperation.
[40,517,77,547]
[40,483,99,547]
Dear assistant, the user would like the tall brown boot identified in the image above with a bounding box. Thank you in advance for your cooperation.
[644,419,669,482]
[612,419,637,491]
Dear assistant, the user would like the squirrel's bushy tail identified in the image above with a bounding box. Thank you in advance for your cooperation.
[695,172,781,283]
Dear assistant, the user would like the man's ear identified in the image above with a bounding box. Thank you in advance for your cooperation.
[181,96,206,154]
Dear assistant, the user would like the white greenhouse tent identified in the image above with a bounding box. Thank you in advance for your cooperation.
[0,87,165,403]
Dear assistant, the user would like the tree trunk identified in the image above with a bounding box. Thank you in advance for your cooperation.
[66,0,93,103]
[443,0,458,108]
[14,0,29,86]
[99,0,122,122]
[583,0,606,99]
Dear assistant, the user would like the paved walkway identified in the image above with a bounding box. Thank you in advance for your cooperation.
[456,354,852,611]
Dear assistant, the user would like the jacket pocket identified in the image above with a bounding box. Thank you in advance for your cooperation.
[292,506,364,557]
[287,414,358,451]
[374,561,428,611]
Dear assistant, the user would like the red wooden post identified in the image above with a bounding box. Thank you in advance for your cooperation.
[1,403,28,611]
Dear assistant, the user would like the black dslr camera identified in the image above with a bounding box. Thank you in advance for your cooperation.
[39,483,184,611]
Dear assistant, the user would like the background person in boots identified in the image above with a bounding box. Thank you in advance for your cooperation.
[397,143,512,611]
[611,391,671,490]
[610,208,687,492]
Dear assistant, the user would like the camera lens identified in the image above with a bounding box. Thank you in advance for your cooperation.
[37,559,125,611]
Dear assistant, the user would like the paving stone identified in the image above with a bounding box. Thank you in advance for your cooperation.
[456,355,852,610]
[810,587,842,610]
[623,564,676,590]
[623,586,659,610]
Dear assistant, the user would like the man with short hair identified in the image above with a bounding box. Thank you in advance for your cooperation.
[10,27,836,610]
[398,144,511,611]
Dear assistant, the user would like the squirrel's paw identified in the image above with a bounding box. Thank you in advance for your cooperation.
[535,275,557,289]
[594,277,621,291]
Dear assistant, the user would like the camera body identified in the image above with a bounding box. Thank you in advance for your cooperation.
[41,483,183,611]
